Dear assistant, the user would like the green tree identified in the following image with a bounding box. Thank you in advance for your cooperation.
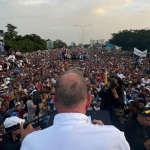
[4,24,66,52]
[109,29,150,51]
[4,24,18,41]
[54,39,67,49]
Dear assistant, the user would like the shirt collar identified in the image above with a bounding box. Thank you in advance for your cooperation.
[53,113,90,125]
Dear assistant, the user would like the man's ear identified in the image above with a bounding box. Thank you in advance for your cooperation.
[137,114,141,120]
[86,92,92,110]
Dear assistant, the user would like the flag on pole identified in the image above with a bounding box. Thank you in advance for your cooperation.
[110,57,114,60]
[109,61,113,66]
[104,69,107,85]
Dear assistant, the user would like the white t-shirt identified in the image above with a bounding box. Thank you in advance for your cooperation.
[8,55,15,62]
[117,73,124,79]
[21,113,130,150]
[141,78,150,84]
[51,78,56,84]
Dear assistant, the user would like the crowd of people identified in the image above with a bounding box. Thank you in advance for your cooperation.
[0,43,150,150]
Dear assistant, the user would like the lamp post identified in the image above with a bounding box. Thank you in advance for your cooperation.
[74,25,92,49]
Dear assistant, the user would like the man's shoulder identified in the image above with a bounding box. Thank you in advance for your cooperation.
[22,126,51,142]
[27,100,33,105]
[124,119,137,129]
[23,124,122,142]
[89,124,121,134]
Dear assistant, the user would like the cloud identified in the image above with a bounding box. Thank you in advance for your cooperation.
[0,0,150,45]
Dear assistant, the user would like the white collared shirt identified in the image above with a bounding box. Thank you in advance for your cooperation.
[21,113,130,150]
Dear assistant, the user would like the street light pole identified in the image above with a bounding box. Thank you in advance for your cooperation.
[74,25,92,49]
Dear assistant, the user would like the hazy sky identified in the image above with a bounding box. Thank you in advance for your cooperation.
[0,0,150,45]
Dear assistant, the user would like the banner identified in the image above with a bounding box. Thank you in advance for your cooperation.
[134,47,147,57]
[106,42,111,48]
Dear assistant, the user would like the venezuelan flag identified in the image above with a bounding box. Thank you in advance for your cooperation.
[104,69,107,85]
[111,57,114,60]
[53,49,56,52]
[109,61,113,66]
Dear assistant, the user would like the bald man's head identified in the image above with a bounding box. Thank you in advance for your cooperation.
[55,69,87,108]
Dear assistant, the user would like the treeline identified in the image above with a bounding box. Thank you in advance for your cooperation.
[4,24,67,52]
[109,29,150,51]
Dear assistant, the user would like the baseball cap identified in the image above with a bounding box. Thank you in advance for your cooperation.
[50,99,53,104]
[139,97,144,100]
[29,89,37,96]
[145,94,150,98]
[6,81,11,85]
[126,88,130,92]
[97,98,102,101]
[21,82,25,85]
[133,94,138,98]
[145,86,150,91]
[4,116,25,132]
[134,90,140,93]
[141,84,145,87]
[15,102,21,107]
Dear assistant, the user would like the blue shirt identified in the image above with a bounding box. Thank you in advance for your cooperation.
[0,109,16,122]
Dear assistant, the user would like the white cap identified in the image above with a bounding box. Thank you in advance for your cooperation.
[15,102,21,107]
[6,81,11,85]
[29,89,37,96]
[1,84,5,87]
[4,116,25,128]
[6,78,10,81]
[145,103,150,108]
[128,100,134,103]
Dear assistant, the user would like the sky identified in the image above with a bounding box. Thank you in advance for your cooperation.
[0,0,150,45]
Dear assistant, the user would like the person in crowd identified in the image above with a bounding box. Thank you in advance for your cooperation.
[124,108,150,150]
[145,94,150,107]
[0,117,24,150]
[26,90,47,121]
[11,102,25,119]
[0,122,5,135]
[0,43,5,56]
[4,44,11,56]
[98,76,125,130]
[141,74,150,85]
[0,116,36,150]
[0,105,15,122]
[138,99,146,108]
[21,69,130,150]
[127,101,139,120]
[96,98,101,110]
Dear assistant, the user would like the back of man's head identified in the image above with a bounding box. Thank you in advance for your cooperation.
[55,69,87,109]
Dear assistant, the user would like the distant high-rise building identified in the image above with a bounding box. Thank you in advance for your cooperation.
[47,41,54,49]
[0,30,4,43]
[71,42,76,47]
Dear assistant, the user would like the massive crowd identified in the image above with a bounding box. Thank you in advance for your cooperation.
[0,43,150,150]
